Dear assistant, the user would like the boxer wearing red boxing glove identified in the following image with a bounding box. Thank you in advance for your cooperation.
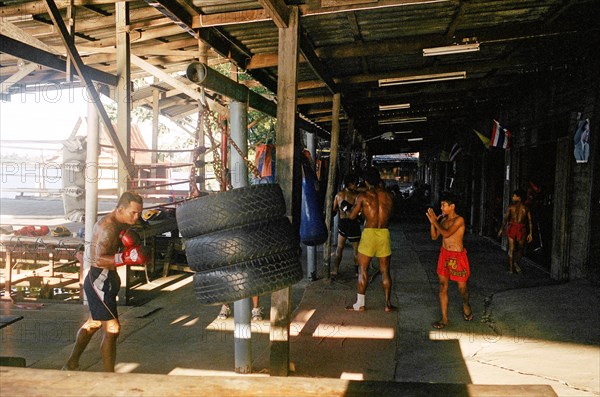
[64,191,143,373]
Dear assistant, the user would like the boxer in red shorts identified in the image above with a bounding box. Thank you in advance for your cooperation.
[426,192,473,329]
[498,189,533,274]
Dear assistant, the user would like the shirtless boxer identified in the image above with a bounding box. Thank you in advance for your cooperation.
[498,189,533,274]
[332,173,361,278]
[426,192,473,329]
[64,191,145,372]
[345,167,397,312]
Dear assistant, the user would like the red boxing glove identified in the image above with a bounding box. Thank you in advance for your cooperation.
[114,246,146,266]
[119,229,141,248]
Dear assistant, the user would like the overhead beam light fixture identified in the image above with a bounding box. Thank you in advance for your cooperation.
[423,43,479,57]
[379,72,466,87]
[378,117,427,125]
[379,103,411,111]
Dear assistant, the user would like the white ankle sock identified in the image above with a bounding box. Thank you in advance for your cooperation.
[353,294,365,310]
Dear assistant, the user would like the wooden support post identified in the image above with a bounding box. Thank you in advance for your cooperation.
[478,150,487,236]
[151,77,160,182]
[65,0,74,82]
[84,94,100,303]
[116,1,131,196]
[196,40,208,191]
[551,137,571,281]
[271,6,299,377]
[2,251,13,302]
[323,93,341,279]
[116,1,131,304]
[500,149,512,251]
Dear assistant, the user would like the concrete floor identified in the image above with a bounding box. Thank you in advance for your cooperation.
[1,198,599,396]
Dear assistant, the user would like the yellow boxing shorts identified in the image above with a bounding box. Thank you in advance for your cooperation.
[358,228,391,258]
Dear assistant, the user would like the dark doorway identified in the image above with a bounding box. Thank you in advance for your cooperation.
[524,142,556,269]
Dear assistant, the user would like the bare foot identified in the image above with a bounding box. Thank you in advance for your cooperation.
[62,363,80,371]
[384,305,398,313]
[345,305,365,312]
[432,321,448,329]
[463,303,473,321]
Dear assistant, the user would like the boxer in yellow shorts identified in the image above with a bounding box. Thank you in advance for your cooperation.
[345,167,397,313]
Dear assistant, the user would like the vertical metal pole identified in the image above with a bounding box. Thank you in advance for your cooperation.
[83,94,99,304]
[230,99,252,373]
[305,131,317,281]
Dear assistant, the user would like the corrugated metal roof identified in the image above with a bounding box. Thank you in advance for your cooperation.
[2,0,599,153]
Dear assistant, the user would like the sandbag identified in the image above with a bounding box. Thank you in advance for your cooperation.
[300,160,327,246]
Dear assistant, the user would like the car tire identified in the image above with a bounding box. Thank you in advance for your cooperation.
[176,184,286,238]
[184,217,297,271]
[193,249,303,305]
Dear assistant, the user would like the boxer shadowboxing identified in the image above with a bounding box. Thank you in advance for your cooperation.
[64,191,145,372]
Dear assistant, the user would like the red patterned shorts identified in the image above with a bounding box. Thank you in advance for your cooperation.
[437,247,470,282]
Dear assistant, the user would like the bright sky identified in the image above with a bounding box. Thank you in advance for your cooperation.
[0,86,88,144]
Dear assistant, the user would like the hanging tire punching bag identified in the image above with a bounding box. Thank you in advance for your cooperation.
[300,160,328,246]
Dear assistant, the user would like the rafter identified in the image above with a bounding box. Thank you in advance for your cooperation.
[257,0,290,28]
[0,63,40,94]
[193,0,448,28]
[0,35,117,86]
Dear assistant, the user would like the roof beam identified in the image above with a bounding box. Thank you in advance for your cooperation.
[193,0,448,27]
[0,63,40,94]
[257,0,290,28]
[0,19,60,55]
[245,35,443,69]
[141,0,196,37]
[130,54,226,113]
[299,27,338,94]
[0,0,135,17]
[0,35,117,86]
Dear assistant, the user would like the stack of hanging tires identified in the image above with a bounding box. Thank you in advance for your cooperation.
[176,184,303,305]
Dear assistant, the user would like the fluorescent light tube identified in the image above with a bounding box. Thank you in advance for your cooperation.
[379,72,466,87]
[378,117,427,125]
[379,103,411,111]
[423,43,480,56]
[407,137,424,142]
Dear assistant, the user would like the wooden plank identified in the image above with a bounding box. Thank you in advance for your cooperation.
[194,0,446,27]
[257,0,290,28]
[551,136,571,280]
[130,55,225,114]
[0,0,136,17]
[0,19,60,55]
[0,367,559,396]
[0,63,39,94]
[322,93,341,278]
[271,5,300,378]
[116,0,132,197]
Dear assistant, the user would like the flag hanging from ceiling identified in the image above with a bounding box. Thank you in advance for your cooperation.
[473,129,490,148]
[491,120,511,149]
